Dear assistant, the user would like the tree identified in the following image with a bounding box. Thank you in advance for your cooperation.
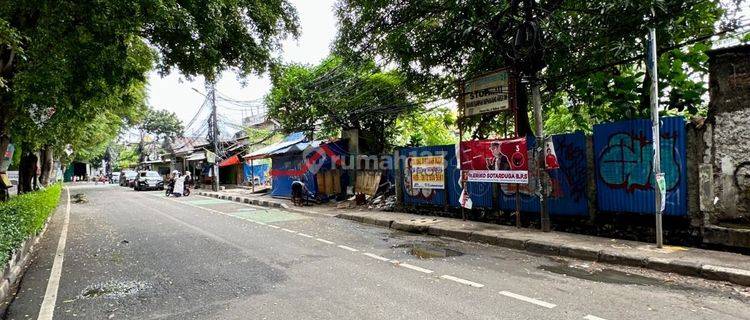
[0,0,299,192]
[266,56,417,153]
[334,0,746,137]
[392,107,457,147]
[137,108,184,163]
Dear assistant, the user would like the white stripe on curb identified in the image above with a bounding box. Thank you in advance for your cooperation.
[439,275,484,288]
[268,225,281,229]
[37,187,72,320]
[362,252,391,262]
[315,238,335,245]
[498,291,556,309]
[337,245,359,252]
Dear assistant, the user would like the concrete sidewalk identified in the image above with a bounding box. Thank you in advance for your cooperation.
[196,188,750,287]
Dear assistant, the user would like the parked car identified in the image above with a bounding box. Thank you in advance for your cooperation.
[135,171,164,191]
[120,170,137,187]
[110,172,121,184]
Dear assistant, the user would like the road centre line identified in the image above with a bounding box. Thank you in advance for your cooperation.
[583,315,607,320]
[37,187,72,320]
[281,228,297,233]
[337,245,359,252]
[362,252,391,262]
[391,261,434,274]
[439,275,485,288]
[498,291,556,309]
[297,232,314,238]
[315,238,335,244]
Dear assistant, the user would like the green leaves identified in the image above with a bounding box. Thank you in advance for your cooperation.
[0,0,299,160]
[266,55,417,153]
[335,0,743,127]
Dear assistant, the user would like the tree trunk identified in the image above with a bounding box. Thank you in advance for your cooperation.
[18,151,36,194]
[39,146,53,186]
[515,81,533,137]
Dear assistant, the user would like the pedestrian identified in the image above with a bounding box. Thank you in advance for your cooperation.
[291,176,310,206]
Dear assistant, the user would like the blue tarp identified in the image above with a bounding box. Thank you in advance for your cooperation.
[269,140,349,199]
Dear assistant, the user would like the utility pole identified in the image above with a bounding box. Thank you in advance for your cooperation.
[209,81,220,192]
[531,77,550,232]
[648,23,664,248]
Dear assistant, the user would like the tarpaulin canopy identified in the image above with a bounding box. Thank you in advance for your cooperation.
[244,132,306,160]
[219,154,242,167]
[268,141,322,156]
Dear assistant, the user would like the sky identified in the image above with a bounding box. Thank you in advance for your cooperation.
[146,0,338,129]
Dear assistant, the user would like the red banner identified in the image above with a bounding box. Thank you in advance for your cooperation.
[459,137,529,184]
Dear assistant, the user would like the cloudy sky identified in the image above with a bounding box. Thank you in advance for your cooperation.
[146,0,338,129]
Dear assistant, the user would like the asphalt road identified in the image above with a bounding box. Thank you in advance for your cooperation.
[3,184,750,320]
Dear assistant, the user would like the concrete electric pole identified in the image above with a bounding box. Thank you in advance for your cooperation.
[209,81,220,192]
[648,24,664,248]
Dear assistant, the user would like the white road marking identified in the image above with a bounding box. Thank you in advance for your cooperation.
[255,221,268,226]
[315,238,335,245]
[584,315,607,320]
[337,245,359,252]
[362,252,391,262]
[297,232,314,238]
[439,275,485,288]
[281,228,296,233]
[391,261,434,274]
[498,291,556,309]
[37,187,72,320]
[268,225,281,229]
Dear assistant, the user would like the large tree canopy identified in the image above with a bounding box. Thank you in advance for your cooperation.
[266,56,416,153]
[0,0,299,163]
[335,0,746,135]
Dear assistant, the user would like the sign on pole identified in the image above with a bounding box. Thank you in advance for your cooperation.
[408,156,445,189]
[461,69,514,117]
[459,137,529,184]
[205,150,217,164]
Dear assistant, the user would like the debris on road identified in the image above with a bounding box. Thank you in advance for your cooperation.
[72,193,88,204]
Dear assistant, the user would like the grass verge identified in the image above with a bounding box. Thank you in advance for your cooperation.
[0,184,62,267]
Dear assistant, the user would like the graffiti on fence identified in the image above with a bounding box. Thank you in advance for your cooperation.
[553,136,588,201]
[598,131,681,192]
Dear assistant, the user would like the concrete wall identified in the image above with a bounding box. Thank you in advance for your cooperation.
[706,45,750,221]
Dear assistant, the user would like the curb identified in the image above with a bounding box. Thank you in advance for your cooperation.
[0,217,52,313]
[335,213,750,287]
[197,191,286,209]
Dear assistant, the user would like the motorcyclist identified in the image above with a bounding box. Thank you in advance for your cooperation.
[166,170,180,196]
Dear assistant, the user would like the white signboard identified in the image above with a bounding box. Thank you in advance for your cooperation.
[408,156,445,189]
[462,69,511,116]
[465,170,528,184]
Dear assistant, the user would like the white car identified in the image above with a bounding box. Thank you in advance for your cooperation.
[134,171,164,191]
